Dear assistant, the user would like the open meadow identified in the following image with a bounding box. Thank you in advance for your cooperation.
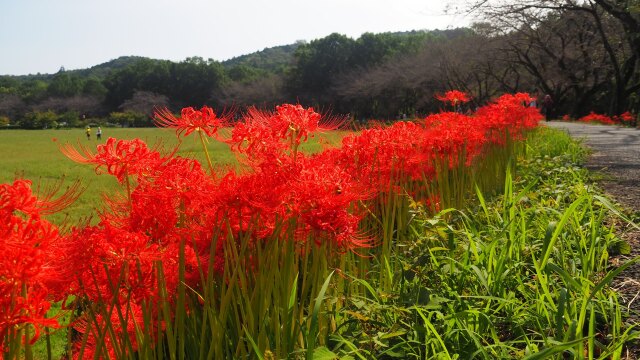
[0,128,233,225]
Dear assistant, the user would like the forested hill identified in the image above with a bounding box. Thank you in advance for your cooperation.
[3,56,146,81]
[3,29,467,80]
[7,47,298,80]
[70,56,149,78]
[221,44,299,73]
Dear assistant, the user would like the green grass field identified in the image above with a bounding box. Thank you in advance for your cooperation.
[0,128,235,225]
[0,128,342,225]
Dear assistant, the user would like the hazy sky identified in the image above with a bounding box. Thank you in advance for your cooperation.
[0,0,471,76]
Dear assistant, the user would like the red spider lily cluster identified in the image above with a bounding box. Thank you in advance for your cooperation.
[0,180,80,351]
[577,111,636,126]
[332,93,540,193]
[0,91,543,356]
[578,112,616,125]
[617,111,636,125]
[229,104,343,163]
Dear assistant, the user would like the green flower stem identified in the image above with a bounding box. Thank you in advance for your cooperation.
[124,170,132,209]
[198,130,215,175]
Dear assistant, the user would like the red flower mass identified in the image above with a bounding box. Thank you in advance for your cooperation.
[577,111,636,126]
[0,180,73,349]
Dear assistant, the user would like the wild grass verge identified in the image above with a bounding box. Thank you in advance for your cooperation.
[324,127,639,359]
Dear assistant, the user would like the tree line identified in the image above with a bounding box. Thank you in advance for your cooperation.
[0,1,638,129]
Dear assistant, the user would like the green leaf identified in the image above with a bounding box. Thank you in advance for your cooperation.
[540,196,588,268]
[243,326,264,360]
[609,239,631,256]
[379,330,407,339]
[289,273,299,310]
[312,346,338,360]
[522,337,587,360]
[545,263,581,291]
[470,265,490,293]
[555,287,567,340]
[306,271,335,360]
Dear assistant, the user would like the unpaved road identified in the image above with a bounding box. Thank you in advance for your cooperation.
[546,121,640,357]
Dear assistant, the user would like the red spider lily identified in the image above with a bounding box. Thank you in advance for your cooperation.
[228,104,344,163]
[334,120,437,189]
[154,106,227,137]
[274,104,321,144]
[65,153,222,297]
[67,224,162,303]
[211,165,295,241]
[423,112,486,165]
[578,112,616,125]
[292,157,372,249]
[229,108,290,161]
[435,90,471,105]
[61,138,164,183]
[474,93,542,144]
[579,111,635,126]
[0,179,72,350]
[274,104,345,139]
[616,111,635,125]
[0,179,38,217]
[64,222,209,358]
[0,178,81,217]
[61,151,223,356]
[59,149,215,348]
[126,156,219,253]
[209,156,371,250]
[0,290,59,349]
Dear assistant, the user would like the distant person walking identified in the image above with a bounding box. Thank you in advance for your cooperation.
[542,94,554,121]
[96,126,102,140]
[86,126,91,140]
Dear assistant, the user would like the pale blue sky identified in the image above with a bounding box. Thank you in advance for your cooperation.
[0,0,470,75]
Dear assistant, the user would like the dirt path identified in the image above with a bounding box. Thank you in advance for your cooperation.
[546,121,640,357]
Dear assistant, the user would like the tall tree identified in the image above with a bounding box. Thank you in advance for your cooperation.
[169,57,226,107]
[48,71,83,97]
[468,0,640,114]
[288,33,357,103]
